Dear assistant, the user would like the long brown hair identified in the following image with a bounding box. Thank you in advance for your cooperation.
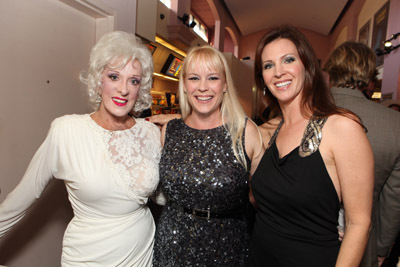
[254,25,355,121]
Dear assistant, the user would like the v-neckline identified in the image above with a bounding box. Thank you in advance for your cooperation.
[272,141,300,161]
[269,116,328,160]
[269,119,301,160]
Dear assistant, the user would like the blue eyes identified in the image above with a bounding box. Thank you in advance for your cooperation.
[263,63,273,70]
[284,57,295,64]
[263,56,296,70]
[187,76,220,81]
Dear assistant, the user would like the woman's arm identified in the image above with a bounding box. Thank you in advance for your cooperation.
[328,115,374,267]
[146,114,181,129]
[0,121,59,237]
[244,120,265,207]
[245,120,265,176]
[150,121,169,206]
[248,118,280,207]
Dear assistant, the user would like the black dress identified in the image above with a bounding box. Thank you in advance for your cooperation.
[153,119,252,267]
[248,117,341,267]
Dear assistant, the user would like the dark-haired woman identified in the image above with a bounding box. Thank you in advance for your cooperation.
[248,25,373,267]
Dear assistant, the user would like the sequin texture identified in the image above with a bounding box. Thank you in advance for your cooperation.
[153,119,251,267]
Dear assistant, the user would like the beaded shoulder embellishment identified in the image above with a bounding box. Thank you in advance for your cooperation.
[268,116,328,157]
[299,117,327,157]
[267,119,284,148]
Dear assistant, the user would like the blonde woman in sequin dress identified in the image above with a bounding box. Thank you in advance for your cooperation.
[0,31,161,266]
[248,25,374,267]
[152,46,264,266]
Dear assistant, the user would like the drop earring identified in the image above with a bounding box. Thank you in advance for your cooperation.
[263,86,267,96]
[96,92,102,104]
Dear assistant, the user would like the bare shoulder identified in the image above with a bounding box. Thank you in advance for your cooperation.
[322,114,370,157]
[258,117,281,146]
[245,119,261,137]
[245,119,263,151]
[324,114,363,137]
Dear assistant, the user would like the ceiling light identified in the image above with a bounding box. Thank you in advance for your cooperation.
[377,32,400,55]
[384,41,392,47]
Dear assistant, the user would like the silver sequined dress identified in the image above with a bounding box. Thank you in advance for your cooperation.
[153,119,251,266]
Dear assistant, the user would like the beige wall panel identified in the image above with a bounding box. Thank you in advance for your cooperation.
[137,0,157,42]
[0,0,98,265]
[224,53,254,118]
[334,26,349,49]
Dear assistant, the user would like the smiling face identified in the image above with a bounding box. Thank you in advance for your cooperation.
[184,63,227,120]
[98,59,142,121]
[261,38,305,107]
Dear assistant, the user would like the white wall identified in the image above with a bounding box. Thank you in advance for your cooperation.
[0,0,101,265]
[99,0,137,33]
[224,54,255,117]
[136,0,158,41]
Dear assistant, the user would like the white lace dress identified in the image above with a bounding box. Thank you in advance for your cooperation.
[0,114,161,266]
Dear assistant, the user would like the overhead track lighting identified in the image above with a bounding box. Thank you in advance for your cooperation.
[178,13,189,24]
[189,20,197,28]
[178,13,196,28]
